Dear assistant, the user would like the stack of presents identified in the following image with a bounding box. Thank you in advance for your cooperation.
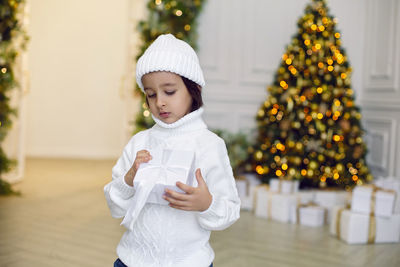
[236,175,400,244]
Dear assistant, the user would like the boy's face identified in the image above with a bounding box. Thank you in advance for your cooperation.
[142,71,193,124]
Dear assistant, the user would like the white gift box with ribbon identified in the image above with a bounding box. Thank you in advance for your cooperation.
[298,206,325,227]
[330,206,400,244]
[254,185,272,218]
[121,148,196,230]
[269,178,299,194]
[134,148,196,205]
[351,186,396,217]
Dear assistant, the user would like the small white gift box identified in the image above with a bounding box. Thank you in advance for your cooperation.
[296,190,316,204]
[236,174,261,211]
[351,185,396,217]
[134,148,196,205]
[122,148,196,230]
[254,185,272,218]
[289,191,316,224]
[269,178,299,194]
[314,190,350,222]
[235,178,248,199]
[330,207,400,244]
[298,205,326,227]
[270,193,298,223]
[375,177,400,214]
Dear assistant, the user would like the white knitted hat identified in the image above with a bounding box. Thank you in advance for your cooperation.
[136,34,205,92]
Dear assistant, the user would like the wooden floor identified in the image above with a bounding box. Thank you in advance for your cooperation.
[1,158,399,267]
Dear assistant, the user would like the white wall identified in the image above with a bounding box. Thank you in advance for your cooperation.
[26,0,142,159]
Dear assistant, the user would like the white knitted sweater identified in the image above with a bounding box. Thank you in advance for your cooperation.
[104,108,241,267]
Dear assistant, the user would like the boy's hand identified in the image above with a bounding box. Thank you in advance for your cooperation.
[124,150,152,186]
[163,169,212,212]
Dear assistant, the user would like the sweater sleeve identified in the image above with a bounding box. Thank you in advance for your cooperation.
[196,136,241,231]
[104,137,137,219]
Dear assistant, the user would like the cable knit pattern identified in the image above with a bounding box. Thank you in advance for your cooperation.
[104,108,241,267]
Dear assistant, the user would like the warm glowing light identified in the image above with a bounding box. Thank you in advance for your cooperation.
[276,170,283,176]
[282,54,288,60]
[317,113,323,119]
[282,164,288,170]
[311,24,317,31]
[333,173,340,180]
[352,175,359,181]
[318,62,324,68]
[1,68,6,73]
[271,108,278,115]
[320,176,326,182]
[184,24,191,31]
[300,95,306,102]
[285,58,292,65]
[341,73,347,79]
[334,100,341,107]
[335,32,341,38]
[256,165,264,174]
[155,0,162,5]
[317,87,323,94]
[328,66,334,71]
[304,39,311,46]
[175,9,183,16]
[301,169,307,176]
[333,135,341,142]
[315,43,321,50]
[318,25,325,31]
[143,110,150,117]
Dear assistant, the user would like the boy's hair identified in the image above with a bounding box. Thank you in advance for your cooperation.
[145,75,203,112]
[181,76,203,111]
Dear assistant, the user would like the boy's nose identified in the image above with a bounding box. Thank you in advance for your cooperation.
[156,97,166,108]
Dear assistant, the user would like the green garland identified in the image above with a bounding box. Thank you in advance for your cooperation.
[0,0,28,195]
[133,0,206,133]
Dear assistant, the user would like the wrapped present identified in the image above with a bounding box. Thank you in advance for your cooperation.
[351,185,396,217]
[330,206,400,244]
[270,193,298,223]
[236,174,261,211]
[235,176,249,199]
[314,190,350,222]
[254,185,272,218]
[121,148,195,230]
[296,190,316,204]
[297,204,326,227]
[269,178,299,194]
[375,177,400,213]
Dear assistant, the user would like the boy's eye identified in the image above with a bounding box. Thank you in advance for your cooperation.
[165,91,176,95]
[147,93,156,98]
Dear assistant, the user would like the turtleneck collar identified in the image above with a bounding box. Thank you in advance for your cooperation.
[151,108,207,137]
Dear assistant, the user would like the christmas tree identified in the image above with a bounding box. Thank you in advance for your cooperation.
[0,0,27,195]
[249,0,373,189]
[133,0,205,133]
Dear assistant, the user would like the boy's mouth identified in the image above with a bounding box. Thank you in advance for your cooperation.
[159,112,170,118]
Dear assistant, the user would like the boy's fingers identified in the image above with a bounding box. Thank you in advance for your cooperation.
[176,182,195,194]
[195,169,205,186]
[163,195,189,207]
[165,189,190,201]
